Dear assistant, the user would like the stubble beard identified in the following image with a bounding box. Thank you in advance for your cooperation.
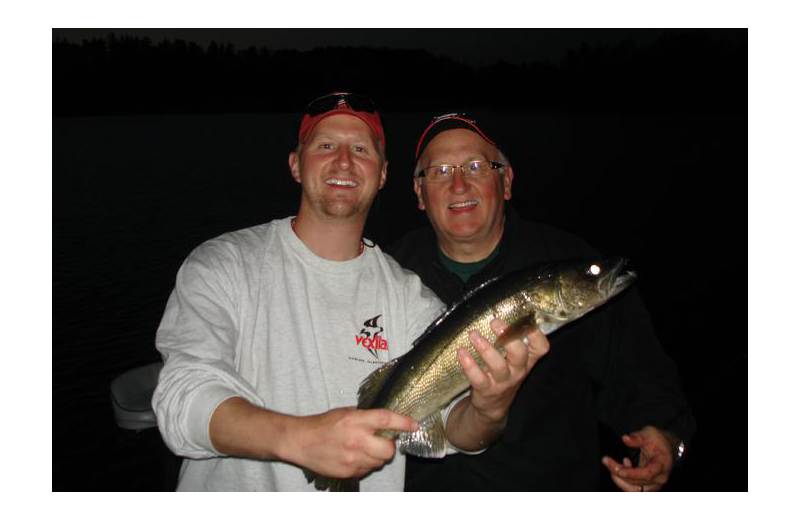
[311,189,374,221]
[322,199,364,219]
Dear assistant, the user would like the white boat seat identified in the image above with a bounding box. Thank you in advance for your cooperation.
[110,361,163,431]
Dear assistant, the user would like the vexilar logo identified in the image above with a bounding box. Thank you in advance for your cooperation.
[356,315,388,358]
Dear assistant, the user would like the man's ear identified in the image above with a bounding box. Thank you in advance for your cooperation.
[502,163,514,200]
[289,151,301,183]
[413,177,425,210]
[378,160,388,190]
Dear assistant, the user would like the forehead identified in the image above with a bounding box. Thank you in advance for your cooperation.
[421,128,496,163]
[306,114,374,141]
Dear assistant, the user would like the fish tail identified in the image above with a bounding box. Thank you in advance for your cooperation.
[329,477,359,492]
[303,469,360,492]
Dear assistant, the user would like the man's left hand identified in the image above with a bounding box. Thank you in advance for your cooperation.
[601,426,678,492]
[458,318,550,422]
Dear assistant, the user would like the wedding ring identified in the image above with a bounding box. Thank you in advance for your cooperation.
[521,335,530,347]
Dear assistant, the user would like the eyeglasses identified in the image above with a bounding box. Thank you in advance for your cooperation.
[416,160,505,184]
[305,92,378,116]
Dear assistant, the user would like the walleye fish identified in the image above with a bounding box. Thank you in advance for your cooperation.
[310,256,636,491]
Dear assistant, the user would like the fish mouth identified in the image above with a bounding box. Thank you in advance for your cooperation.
[448,200,478,210]
[325,178,358,188]
[602,257,636,297]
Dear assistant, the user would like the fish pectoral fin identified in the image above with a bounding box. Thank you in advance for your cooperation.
[357,356,402,409]
[396,410,448,459]
[493,316,539,355]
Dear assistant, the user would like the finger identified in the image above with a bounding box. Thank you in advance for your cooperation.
[621,433,639,446]
[617,451,670,483]
[502,334,530,371]
[610,473,643,492]
[607,464,652,490]
[492,320,535,368]
[362,408,419,433]
[602,458,640,491]
[359,432,399,463]
[617,459,666,483]
[621,432,647,449]
[524,330,550,370]
[469,330,511,382]
[601,456,626,477]
[489,318,509,336]
[458,347,490,390]
[604,456,646,486]
[527,329,549,355]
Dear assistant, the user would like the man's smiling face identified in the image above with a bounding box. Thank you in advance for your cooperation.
[291,114,387,221]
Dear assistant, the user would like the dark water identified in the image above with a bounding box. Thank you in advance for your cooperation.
[53,111,746,490]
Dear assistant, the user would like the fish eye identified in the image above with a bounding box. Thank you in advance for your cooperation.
[588,264,601,276]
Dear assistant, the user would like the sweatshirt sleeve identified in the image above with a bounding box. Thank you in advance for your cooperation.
[152,240,265,459]
[586,287,696,446]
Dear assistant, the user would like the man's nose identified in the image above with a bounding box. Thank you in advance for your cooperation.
[337,147,352,169]
[449,167,469,193]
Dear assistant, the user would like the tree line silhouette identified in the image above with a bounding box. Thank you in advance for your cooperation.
[53,30,745,116]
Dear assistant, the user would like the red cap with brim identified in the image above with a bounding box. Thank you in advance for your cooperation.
[415,113,497,159]
[298,108,386,149]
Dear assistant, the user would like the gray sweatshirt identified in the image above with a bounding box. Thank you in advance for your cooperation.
[153,217,445,491]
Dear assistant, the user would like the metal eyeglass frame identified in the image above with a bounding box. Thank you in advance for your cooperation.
[416,160,505,183]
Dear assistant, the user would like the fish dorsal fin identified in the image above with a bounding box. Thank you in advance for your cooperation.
[462,275,502,301]
[411,276,503,348]
[357,356,402,409]
[396,410,448,459]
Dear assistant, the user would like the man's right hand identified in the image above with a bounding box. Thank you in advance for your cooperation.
[284,407,419,479]
[209,397,418,479]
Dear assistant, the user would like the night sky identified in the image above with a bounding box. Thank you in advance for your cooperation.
[52,27,745,66]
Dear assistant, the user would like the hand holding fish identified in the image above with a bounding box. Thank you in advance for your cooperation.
[444,318,549,451]
[209,396,417,490]
[601,426,677,491]
[460,318,549,422]
[289,407,420,480]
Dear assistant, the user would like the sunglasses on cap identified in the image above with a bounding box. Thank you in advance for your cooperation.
[305,92,378,116]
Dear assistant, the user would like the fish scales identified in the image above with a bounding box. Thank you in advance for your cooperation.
[370,275,540,423]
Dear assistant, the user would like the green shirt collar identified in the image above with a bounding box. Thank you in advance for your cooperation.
[437,244,501,283]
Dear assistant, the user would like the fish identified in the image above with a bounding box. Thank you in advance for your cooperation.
[309,256,636,491]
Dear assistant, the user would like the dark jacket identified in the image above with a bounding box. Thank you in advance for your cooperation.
[386,206,695,491]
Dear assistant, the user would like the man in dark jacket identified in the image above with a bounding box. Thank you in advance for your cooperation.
[386,112,695,491]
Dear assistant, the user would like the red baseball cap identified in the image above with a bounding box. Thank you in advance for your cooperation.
[298,92,386,149]
[415,112,497,159]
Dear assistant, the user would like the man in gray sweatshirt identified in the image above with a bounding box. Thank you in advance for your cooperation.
[152,92,550,491]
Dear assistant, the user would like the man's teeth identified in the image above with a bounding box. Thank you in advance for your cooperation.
[326,179,358,187]
[449,201,478,209]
